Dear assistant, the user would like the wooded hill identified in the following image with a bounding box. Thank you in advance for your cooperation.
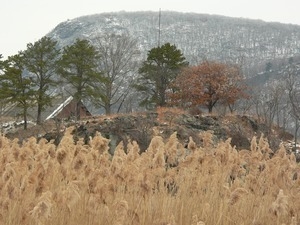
[2,11,300,138]
[48,11,300,76]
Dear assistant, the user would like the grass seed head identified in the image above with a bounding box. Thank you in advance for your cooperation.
[270,189,288,217]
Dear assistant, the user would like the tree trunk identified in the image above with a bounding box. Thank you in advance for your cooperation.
[37,105,42,125]
[207,101,214,113]
[76,100,81,121]
[36,87,44,125]
[105,103,111,115]
[295,119,299,150]
[23,108,28,130]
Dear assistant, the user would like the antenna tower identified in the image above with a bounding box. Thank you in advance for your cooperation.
[158,8,161,47]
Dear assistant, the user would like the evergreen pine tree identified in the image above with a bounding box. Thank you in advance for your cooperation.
[57,39,105,120]
[0,54,35,129]
[23,36,60,124]
[134,43,188,108]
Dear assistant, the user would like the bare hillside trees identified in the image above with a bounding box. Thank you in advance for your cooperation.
[283,61,300,140]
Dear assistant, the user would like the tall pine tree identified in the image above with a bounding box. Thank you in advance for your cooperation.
[57,39,105,120]
[23,36,60,124]
[134,43,188,108]
[0,54,35,129]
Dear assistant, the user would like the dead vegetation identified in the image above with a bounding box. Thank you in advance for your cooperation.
[3,108,293,154]
[0,124,299,225]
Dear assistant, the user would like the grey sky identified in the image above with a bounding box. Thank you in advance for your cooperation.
[1,0,300,58]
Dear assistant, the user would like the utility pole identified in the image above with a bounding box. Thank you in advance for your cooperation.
[158,8,161,47]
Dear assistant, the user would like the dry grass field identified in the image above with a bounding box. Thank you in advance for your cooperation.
[0,126,299,225]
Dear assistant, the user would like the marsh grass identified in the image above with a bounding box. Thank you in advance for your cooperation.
[0,127,299,225]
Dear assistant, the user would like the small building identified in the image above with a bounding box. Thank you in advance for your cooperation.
[0,95,92,123]
[45,96,92,121]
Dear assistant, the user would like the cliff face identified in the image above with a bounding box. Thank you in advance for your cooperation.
[48,11,300,76]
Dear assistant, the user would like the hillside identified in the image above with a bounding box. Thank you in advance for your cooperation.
[45,11,300,121]
[48,11,300,76]
[3,12,300,156]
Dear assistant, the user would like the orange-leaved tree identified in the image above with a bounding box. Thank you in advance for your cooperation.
[169,61,248,113]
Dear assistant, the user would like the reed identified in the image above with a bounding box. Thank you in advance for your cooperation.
[0,128,299,225]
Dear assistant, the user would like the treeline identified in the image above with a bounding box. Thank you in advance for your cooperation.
[0,34,140,129]
[0,35,250,130]
[2,33,300,142]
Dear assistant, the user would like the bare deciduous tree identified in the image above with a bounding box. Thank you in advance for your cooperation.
[284,61,300,143]
[92,33,140,114]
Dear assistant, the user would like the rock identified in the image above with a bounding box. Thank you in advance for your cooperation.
[4,112,292,155]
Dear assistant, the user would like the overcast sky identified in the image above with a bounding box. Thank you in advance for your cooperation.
[1,0,300,58]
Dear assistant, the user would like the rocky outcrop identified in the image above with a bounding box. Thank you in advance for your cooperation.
[4,112,296,159]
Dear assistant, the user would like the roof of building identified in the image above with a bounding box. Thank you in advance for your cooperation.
[45,96,73,120]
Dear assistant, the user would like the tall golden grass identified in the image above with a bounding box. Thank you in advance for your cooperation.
[0,127,299,225]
